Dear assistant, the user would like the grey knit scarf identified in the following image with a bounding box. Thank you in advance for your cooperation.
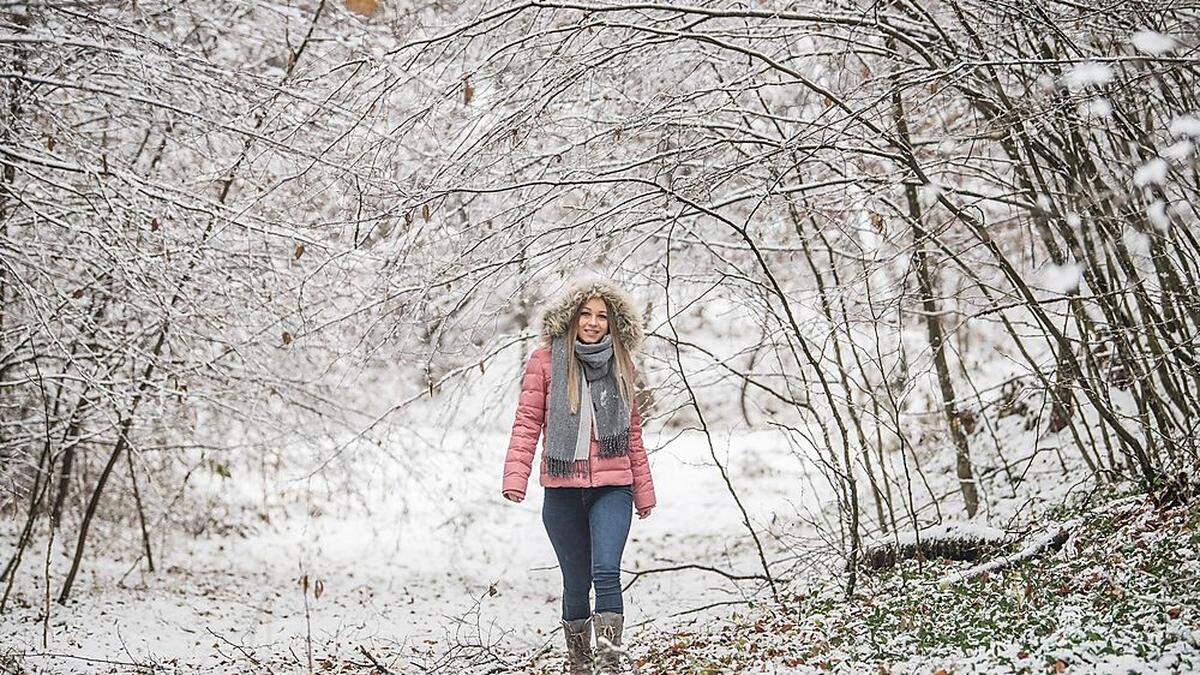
[545,333,631,477]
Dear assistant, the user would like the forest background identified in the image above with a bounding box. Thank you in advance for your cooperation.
[2,1,1199,672]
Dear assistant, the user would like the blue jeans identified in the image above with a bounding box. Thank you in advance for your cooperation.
[541,485,633,621]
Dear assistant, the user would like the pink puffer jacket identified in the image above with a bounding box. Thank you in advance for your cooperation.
[501,345,656,511]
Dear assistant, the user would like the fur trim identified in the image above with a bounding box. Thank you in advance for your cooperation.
[537,277,645,353]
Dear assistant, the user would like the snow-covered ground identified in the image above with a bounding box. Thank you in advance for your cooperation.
[0,426,826,673]
[4,378,1197,674]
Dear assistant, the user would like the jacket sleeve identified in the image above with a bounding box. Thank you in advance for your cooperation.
[628,389,657,512]
[502,349,547,498]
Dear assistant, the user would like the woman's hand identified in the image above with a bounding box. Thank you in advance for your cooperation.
[636,507,652,519]
[502,490,524,503]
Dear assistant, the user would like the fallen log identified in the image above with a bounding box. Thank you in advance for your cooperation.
[938,518,1078,585]
[863,522,1016,571]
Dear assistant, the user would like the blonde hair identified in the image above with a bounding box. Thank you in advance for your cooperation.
[564,295,636,414]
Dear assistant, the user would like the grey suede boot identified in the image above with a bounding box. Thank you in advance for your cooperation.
[592,611,624,674]
[562,616,594,675]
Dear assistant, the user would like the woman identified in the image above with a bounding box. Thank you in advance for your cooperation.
[501,277,656,675]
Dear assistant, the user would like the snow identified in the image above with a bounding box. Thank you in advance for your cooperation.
[919,182,943,206]
[1040,262,1083,294]
[0,426,828,673]
[1164,140,1194,161]
[1147,200,1171,231]
[1131,30,1178,55]
[1062,62,1114,89]
[881,521,1010,549]
[1133,158,1168,187]
[938,518,1078,585]
[718,477,1199,675]
[1077,97,1112,120]
[1123,228,1151,255]
[1170,115,1200,138]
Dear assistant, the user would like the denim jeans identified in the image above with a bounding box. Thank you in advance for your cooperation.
[541,485,633,621]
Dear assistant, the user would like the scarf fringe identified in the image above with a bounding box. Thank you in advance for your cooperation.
[597,428,629,458]
[546,457,591,479]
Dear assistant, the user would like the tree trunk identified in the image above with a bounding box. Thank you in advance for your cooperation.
[890,70,979,518]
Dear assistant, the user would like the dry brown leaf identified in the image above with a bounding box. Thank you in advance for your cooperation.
[345,0,379,17]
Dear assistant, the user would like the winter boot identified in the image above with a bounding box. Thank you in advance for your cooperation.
[562,615,594,675]
[592,611,624,674]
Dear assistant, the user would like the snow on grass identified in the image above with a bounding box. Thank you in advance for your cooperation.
[634,472,1200,674]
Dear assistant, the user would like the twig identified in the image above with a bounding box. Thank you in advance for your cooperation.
[15,652,155,670]
[358,645,393,674]
[298,564,315,675]
[207,626,275,674]
[621,562,773,592]
[668,599,752,618]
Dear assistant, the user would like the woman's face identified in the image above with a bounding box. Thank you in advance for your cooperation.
[576,297,610,344]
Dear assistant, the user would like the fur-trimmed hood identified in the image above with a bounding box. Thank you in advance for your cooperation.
[537,277,645,353]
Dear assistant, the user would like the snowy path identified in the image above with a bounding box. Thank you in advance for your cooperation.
[0,429,826,673]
